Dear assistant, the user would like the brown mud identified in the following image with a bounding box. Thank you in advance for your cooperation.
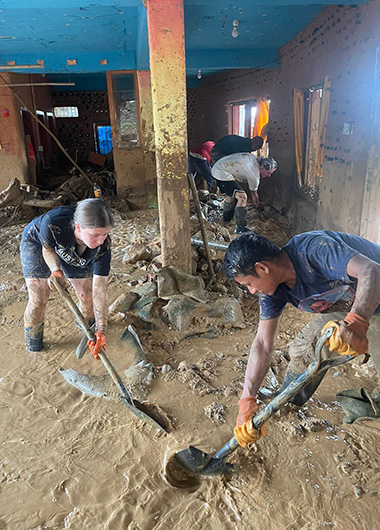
[0,204,380,529]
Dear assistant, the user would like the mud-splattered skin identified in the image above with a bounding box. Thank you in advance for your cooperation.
[346,254,380,320]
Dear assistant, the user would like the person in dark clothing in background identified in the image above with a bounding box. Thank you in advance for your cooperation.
[188,141,216,191]
[210,135,264,164]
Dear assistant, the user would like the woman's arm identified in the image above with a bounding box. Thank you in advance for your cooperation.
[92,274,109,332]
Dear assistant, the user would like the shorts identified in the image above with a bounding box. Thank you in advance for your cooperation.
[214,179,245,198]
[20,223,94,280]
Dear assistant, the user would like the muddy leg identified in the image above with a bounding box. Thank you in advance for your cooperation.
[24,278,50,352]
[69,277,94,321]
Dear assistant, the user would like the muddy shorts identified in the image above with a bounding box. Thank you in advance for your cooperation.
[20,223,93,279]
[214,179,245,198]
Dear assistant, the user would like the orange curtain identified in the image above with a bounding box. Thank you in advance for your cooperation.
[315,76,331,178]
[252,98,270,139]
[293,88,304,187]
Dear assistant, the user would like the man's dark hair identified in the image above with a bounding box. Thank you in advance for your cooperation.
[223,233,282,279]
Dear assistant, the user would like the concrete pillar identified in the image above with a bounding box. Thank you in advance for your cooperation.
[146,0,191,273]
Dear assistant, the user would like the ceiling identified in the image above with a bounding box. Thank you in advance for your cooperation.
[0,0,368,83]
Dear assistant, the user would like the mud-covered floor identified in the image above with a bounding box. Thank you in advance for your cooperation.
[1,201,380,530]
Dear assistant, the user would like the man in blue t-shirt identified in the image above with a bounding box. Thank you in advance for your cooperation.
[223,231,380,448]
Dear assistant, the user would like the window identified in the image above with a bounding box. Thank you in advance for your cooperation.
[111,73,139,149]
[53,106,79,118]
[231,100,257,137]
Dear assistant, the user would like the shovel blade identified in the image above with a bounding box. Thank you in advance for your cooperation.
[174,446,239,476]
[174,446,212,473]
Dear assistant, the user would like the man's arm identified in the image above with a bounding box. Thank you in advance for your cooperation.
[92,274,109,332]
[241,316,281,398]
[347,253,380,319]
[250,190,259,206]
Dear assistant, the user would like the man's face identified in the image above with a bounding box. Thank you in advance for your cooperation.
[259,167,276,179]
[235,267,279,296]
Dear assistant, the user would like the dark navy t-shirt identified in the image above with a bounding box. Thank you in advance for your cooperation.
[28,206,111,276]
[259,230,380,320]
[211,135,251,158]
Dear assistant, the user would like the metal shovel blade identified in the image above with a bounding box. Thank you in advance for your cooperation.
[174,446,238,476]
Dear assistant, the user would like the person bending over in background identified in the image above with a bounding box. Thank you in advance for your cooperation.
[210,134,264,164]
[20,198,114,358]
[188,141,216,192]
[211,154,277,233]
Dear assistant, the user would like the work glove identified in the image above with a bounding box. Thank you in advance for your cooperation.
[87,331,107,360]
[234,397,268,448]
[321,312,369,357]
[48,269,67,291]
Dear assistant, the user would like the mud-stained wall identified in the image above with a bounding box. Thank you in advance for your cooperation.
[106,71,155,201]
[0,73,52,189]
[187,68,278,150]
[137,70,157,206]
[188,2,380,236]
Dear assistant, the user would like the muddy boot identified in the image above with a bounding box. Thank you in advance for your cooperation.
[25,323,44,352]
[235,206,249,233]
[223,200,237,223]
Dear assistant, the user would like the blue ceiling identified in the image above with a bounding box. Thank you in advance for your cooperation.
[0,0,368,81]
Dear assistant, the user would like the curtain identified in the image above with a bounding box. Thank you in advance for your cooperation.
[293,88,304,187]
[252,97,270,139]
[315,76,331,177]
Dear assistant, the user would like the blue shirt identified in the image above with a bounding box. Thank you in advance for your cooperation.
[27,206,111,276]
[259,230,380,320]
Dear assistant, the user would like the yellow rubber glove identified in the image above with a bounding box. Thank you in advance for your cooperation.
[322,313,369,357]
[234,397,268,448]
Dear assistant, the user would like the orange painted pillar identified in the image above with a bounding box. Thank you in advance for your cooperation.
[146,0,191,273]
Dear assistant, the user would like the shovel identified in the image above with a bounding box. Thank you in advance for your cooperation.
[51,277,169,434]
[172,326,354,479]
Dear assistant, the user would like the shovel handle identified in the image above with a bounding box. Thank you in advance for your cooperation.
[214,327,338,460]
[50,277,135,405]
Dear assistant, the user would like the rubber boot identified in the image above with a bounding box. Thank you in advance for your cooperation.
[235,206,248,233]
[25,323,44,352]
[223,200,237,222]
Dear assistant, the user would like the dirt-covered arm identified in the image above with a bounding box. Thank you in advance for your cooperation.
[250,190,259,206]
[241,316,281,398]
[42,245,61,273]
[347,254,380,319]
[92,274,109,332]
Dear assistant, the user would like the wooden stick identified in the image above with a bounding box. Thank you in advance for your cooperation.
[188,173,215,278]
[51,277,135,406]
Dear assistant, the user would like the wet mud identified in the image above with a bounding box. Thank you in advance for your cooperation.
[0,205,380,529]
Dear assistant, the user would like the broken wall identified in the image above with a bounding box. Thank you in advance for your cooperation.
[0,73,52,189]
[188,2,380,237]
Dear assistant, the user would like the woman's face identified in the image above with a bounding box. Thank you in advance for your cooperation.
[74,223,112,249]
